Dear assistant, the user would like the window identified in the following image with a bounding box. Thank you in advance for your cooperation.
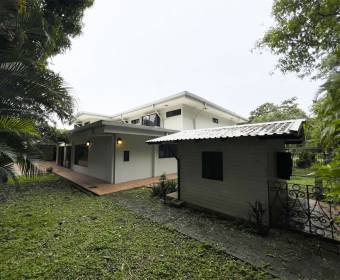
[74,144,88,167]
[277,152,292,180]
[142,113,160,126]
[159,144,177,158]
[131,118,140,124]
[166,109,181,118]
[202,152,223,181]
[124,150,130,161]
[212,118,219,124]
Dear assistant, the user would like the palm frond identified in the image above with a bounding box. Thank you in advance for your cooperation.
[0,116,39,136]
[0,166,16,184]
[17,156,41,178]
[0,142,17,162]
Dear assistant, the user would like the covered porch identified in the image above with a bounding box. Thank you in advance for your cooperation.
[35,161,176,196]
[67,120,177,184]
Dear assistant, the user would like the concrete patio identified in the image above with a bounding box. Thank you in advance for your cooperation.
[34,161,176,196]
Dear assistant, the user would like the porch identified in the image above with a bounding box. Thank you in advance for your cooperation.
[34,161,176,196]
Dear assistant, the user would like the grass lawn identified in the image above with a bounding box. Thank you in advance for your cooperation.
[288,168,315,185]
[0,175,273,280]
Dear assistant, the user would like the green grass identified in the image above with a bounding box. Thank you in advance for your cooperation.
[0,175,272,280]
[288,168,315,185]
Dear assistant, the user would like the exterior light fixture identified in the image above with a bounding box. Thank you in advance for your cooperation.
[117,138,123,145]
[85,141,91,147]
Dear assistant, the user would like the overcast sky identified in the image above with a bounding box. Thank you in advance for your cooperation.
[50,0,321,120]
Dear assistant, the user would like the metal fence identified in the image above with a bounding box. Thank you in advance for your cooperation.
[268,181,340,242]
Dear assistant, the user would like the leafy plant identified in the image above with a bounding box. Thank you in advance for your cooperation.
[258,0,340,198]
[249,97,307,123]
[248,201,269,236]
[151,173,178,202]
[0,116,41,184]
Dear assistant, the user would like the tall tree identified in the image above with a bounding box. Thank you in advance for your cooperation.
[0,0,93,181]
[258,0,339,194]
[258,0,339,78]
[0,0,94,123]
[249,97,307,123]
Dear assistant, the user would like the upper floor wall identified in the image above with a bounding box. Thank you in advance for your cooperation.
[74,91,247,131]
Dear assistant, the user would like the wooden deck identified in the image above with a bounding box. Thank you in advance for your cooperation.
[34,161,177,196]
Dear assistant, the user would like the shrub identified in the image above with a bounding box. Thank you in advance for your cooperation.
[150,173,178,202]
[296,151,316,168]
[248,201,269,236]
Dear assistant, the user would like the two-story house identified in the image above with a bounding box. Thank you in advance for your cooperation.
[56,91,247,184]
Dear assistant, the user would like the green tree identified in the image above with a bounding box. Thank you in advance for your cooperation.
[249,97,307,123]
[0,0,94,123]
[258,0,339,78]
[0,0,93,181]
[259,0,339,195]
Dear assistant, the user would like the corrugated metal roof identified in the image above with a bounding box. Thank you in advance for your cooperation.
[147,119,305,144]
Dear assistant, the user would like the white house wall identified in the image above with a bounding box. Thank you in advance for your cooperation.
[178,138,285,222]
[88,136,114,182]
[153,144,177,176]
[114,134,154,183]
[182,105,235,130]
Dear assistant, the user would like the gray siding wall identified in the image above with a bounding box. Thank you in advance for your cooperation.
[71,131,114,182]
[178,138,285,222]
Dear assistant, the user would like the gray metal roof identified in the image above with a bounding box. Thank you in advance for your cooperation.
[147,119,305,144]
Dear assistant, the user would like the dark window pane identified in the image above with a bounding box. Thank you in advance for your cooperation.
[202,152,223,181]
[142,113,160,126]
[166,109,181,118]
[159,144,177,158]
[212,118,219,124]
[124,150,130,161]
[131,119,140,124]
[74,144,88,167]
[277,152,292,179]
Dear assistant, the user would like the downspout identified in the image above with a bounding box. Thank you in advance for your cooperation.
[111,134,116,184]
[193,102,207,129]
[175,156,181,200]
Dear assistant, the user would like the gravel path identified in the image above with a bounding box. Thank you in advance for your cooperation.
[107,187,340,280]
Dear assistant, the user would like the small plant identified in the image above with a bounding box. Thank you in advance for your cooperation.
[159,173,167,201]
[150,174,178,203]
[248,201,269,236]
[150,183,161,197]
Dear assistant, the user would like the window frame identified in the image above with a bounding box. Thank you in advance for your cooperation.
[201,151,223,181]
[159,144,177,158]
[123,150,130,162]
[141,113,160,127]
[74,144,89,167]
[131,118,140,124]
[212,118,219,124]
[166,109,181,118]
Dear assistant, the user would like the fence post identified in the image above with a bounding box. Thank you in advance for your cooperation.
[285,181,289,227]
[329,201,334,240]
[306,185,312,233]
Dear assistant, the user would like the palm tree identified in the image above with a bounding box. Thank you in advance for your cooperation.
[0,116,40,183]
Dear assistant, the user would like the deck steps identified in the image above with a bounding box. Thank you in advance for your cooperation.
[166,191,184,207]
